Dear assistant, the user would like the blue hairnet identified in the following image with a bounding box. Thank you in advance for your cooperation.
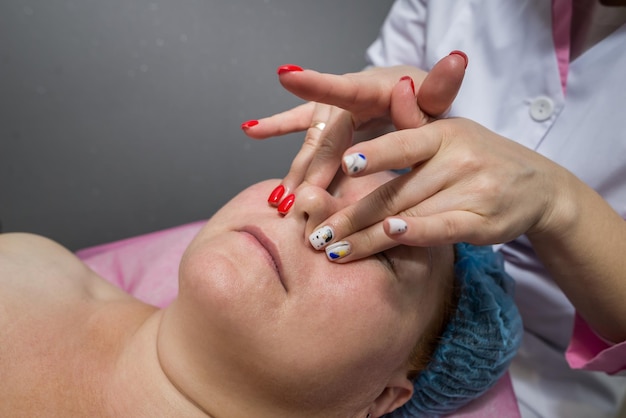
[386,243,523,417]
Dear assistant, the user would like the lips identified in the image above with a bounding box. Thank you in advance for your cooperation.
[240,226,286,291]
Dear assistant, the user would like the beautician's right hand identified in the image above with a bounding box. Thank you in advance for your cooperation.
[240,52,467,211]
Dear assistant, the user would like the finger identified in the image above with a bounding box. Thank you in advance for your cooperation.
[342,121,445,176]
[384,210,489,247]
[241,102,315,139]
[281,110,354,198]
[390,76,429,130]
[390,52,467,130]
[416,51,467,117]
[385,178,528,246]
[297,108,355,188]
[322,221,399,263]
[309,168,445,253]
[277,66,413,122]
[273,103,334,199]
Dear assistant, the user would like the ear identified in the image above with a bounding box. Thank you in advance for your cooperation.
[370,372,414,417]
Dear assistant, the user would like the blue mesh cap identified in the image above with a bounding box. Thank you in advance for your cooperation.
[386,243,523,417]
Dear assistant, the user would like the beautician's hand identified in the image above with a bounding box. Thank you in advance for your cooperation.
[240,52,467,211]
[316,116,626,343]
[309,117,573,259]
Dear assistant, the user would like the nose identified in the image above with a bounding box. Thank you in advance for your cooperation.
[288,184,339,237]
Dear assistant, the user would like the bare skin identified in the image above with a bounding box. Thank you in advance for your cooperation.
[0,173,453,417]
[0,233,206,417]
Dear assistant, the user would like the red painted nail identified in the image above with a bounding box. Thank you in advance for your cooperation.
[268,185,285,206]
[400,76,415,94]
[241,120,259,130]
[277,64,304,75]
[449,50,468,69]
[277,194,295,215]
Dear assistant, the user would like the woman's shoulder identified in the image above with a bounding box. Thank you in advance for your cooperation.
[1,231,81,259]
[0,232,129,296]
[0,232,138,327]
[0,233,155,415]
[0,232,87,274]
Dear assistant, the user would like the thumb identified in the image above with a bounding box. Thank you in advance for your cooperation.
[390,51,467,130]
[417,50,467,117]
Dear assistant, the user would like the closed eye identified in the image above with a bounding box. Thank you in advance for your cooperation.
[376,251,396,273]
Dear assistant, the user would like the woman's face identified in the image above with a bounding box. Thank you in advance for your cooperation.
[178,171,454,412]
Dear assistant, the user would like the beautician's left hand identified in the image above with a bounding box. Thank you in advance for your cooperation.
[241,53,467,210]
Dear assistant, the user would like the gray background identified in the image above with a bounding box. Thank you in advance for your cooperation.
[0,0,394,250]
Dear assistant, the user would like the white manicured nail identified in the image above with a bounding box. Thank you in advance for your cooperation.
[343,153,367,175]
[309,226,334,250]
[387,218,408,235]
[325,241,352,261]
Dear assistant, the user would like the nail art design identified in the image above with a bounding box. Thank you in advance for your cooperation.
[325,241,351,261]
[387,218,408,235]
[309,226,334,250]
[268,185,285,206]
[240,120,259,130]
[343,153,367,175]
[276,64,304,75]
[277,193,295,214]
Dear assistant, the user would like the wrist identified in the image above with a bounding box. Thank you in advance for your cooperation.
[526,165,581,244]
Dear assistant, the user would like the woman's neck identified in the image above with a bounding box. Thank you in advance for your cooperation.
[104,309,212,417]
[154,299,362,418]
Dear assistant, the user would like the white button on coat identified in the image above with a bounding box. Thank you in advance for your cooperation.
[529,96,555,121]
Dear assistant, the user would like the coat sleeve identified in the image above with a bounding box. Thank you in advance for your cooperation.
[566,313,626,376]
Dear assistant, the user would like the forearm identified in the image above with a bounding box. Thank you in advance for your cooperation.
[528,169,626,343]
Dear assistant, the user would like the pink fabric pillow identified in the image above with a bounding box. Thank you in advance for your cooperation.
[76,222,520,417]
[76,221,205,308]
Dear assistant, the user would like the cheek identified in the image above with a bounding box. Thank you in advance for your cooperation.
[279,262,415,369]
[178,238,284,343]
[268,291,415,408]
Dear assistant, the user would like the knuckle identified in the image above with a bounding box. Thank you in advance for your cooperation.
[302,130,343,161]
[437,216,458,243]
[394,134,420,169]
[302,131,322,149]
[399,206,424,218]
[471,173,502,198]
[452,148,482,174]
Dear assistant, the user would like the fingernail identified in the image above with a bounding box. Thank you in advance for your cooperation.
[277,64,304,75]
[268,185,285,206]
[449,50,468,69]
[309,226,335,250]
[277,193,295,214]
[387,218,408,235]
[343,153,367,175]
[400,75,415,94]
[241,120,259,130]
[325,241,351,261]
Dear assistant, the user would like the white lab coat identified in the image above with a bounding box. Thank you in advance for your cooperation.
[366,1,626,417]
